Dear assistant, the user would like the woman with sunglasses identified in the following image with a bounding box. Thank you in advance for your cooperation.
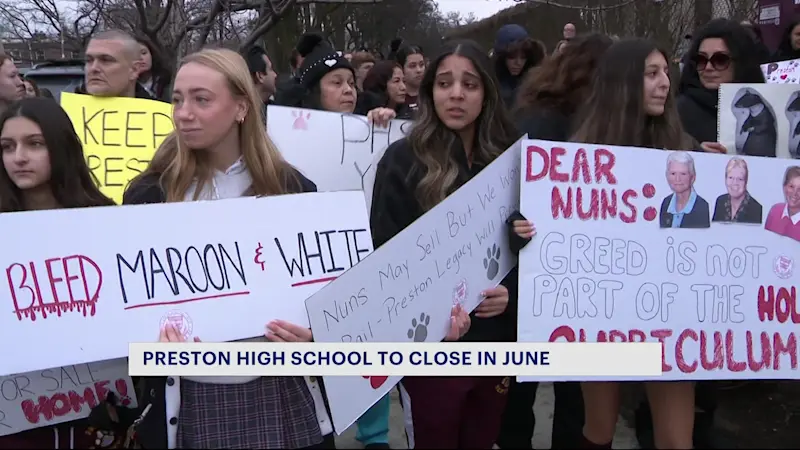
[676,19,765,155]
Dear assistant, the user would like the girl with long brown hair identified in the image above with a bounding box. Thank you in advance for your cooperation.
[0,98,117,448]
[500,32,614,450]
[123,48,334,449]
[570,39,695,449]
[370,39,515,449]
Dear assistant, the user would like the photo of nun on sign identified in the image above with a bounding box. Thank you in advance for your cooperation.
[732,88,777,157]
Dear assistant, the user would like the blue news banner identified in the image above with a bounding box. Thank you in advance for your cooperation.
[128,343,662,377]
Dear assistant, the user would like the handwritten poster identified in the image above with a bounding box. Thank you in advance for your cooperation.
[60,93,174,204]
[305,139,523,433]
[0,360,134,436]
[0,191,372,376]
[718,83,800,159]
[517,140,800,381]
[762,58,800,83]
[267,105,413,191]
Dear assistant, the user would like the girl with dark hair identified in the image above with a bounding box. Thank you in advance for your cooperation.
[0,98,118,448]
[492,24,545,108]
[393,43,425,112]
[499,32,614,450]
[772,17,800,62]
[134,35,173,102]
[371,39,516,449]
[570,39,696,449]
[677,18,767,156]
[0,98,114,212]
[361,60,412,119]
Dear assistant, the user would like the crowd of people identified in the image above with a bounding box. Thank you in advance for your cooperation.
[0,12,795,450]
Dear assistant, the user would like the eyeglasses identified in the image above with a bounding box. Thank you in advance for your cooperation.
[692,52,732,71]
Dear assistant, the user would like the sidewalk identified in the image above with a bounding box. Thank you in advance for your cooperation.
[335,382,640,449]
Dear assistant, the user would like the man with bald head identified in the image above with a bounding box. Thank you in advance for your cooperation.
[563,23,576,40]
[84,29,153,99]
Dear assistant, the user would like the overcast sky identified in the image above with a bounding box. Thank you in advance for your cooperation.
[435,0,517,20]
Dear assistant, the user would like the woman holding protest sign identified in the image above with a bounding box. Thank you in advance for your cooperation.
[498,32,614,450]
[0,98,121,448]
[563,39,696,449]
[370,39,516,449]
[121,48,335,450]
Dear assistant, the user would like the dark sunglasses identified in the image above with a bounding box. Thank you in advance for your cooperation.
[692,52,732,71]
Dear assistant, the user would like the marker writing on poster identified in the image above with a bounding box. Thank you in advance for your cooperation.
[6,255,103,322]
[341,115,411,189]
[116,242,248,310]
[548,324,797,374]
[81,106,172,188]
[317,150,520,343]
[525,145,659,223]
[274,229,371,287]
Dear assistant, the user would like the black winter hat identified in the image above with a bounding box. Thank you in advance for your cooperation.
[296,33,354,89]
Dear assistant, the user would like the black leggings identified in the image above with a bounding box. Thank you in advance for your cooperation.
[496,379,585,449]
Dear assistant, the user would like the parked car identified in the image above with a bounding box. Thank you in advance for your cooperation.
[23,60,84,102]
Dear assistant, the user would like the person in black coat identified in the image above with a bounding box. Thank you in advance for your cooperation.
[677,19,766,148]
[498,33,614,450]
[735,90,777,157]
[492,24,544,110]
[712,157,763,224]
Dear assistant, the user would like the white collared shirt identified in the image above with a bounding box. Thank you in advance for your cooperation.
[782,204,800,225]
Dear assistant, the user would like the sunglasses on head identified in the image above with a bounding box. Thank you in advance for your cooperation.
[692,52,732,71]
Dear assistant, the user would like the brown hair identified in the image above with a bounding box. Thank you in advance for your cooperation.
[571,38,693,151]
[351,51,376,70]
[410,40,518,211]
[515,33,613,116]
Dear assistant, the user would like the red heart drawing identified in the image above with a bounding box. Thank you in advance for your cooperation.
[362,375,389,389]
[782,74,788,80]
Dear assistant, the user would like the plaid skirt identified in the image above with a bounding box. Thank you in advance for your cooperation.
[176,376,322,449]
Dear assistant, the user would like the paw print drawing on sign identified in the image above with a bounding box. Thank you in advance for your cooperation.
[292,110,311,130]
[484,244,501,280]
[407,313,430,342]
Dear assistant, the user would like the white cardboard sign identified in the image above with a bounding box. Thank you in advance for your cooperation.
[0,360,134,436]
[267,105,413,191]
[518,140,800,381]
[0,191,372,376]
[305,139,524,433]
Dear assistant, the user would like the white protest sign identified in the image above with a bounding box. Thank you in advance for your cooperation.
[718,83,799,159]
[0,191,372,376]
[762,58,800,83]
[305,139,523,433]
[267,105,412,191]
[0,360,134,436]
[518,140,800,381]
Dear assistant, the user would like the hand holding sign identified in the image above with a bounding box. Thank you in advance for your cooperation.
[266,320,313,342]
[367,107,397,128]
[444,304,472,341]
[160,322,201,343]
[475,285,509,318]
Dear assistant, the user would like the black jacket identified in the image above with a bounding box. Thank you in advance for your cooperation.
[120,167,316,449]
[370,137,518,343]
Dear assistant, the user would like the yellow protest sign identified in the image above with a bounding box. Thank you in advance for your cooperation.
[60,92,174,204]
